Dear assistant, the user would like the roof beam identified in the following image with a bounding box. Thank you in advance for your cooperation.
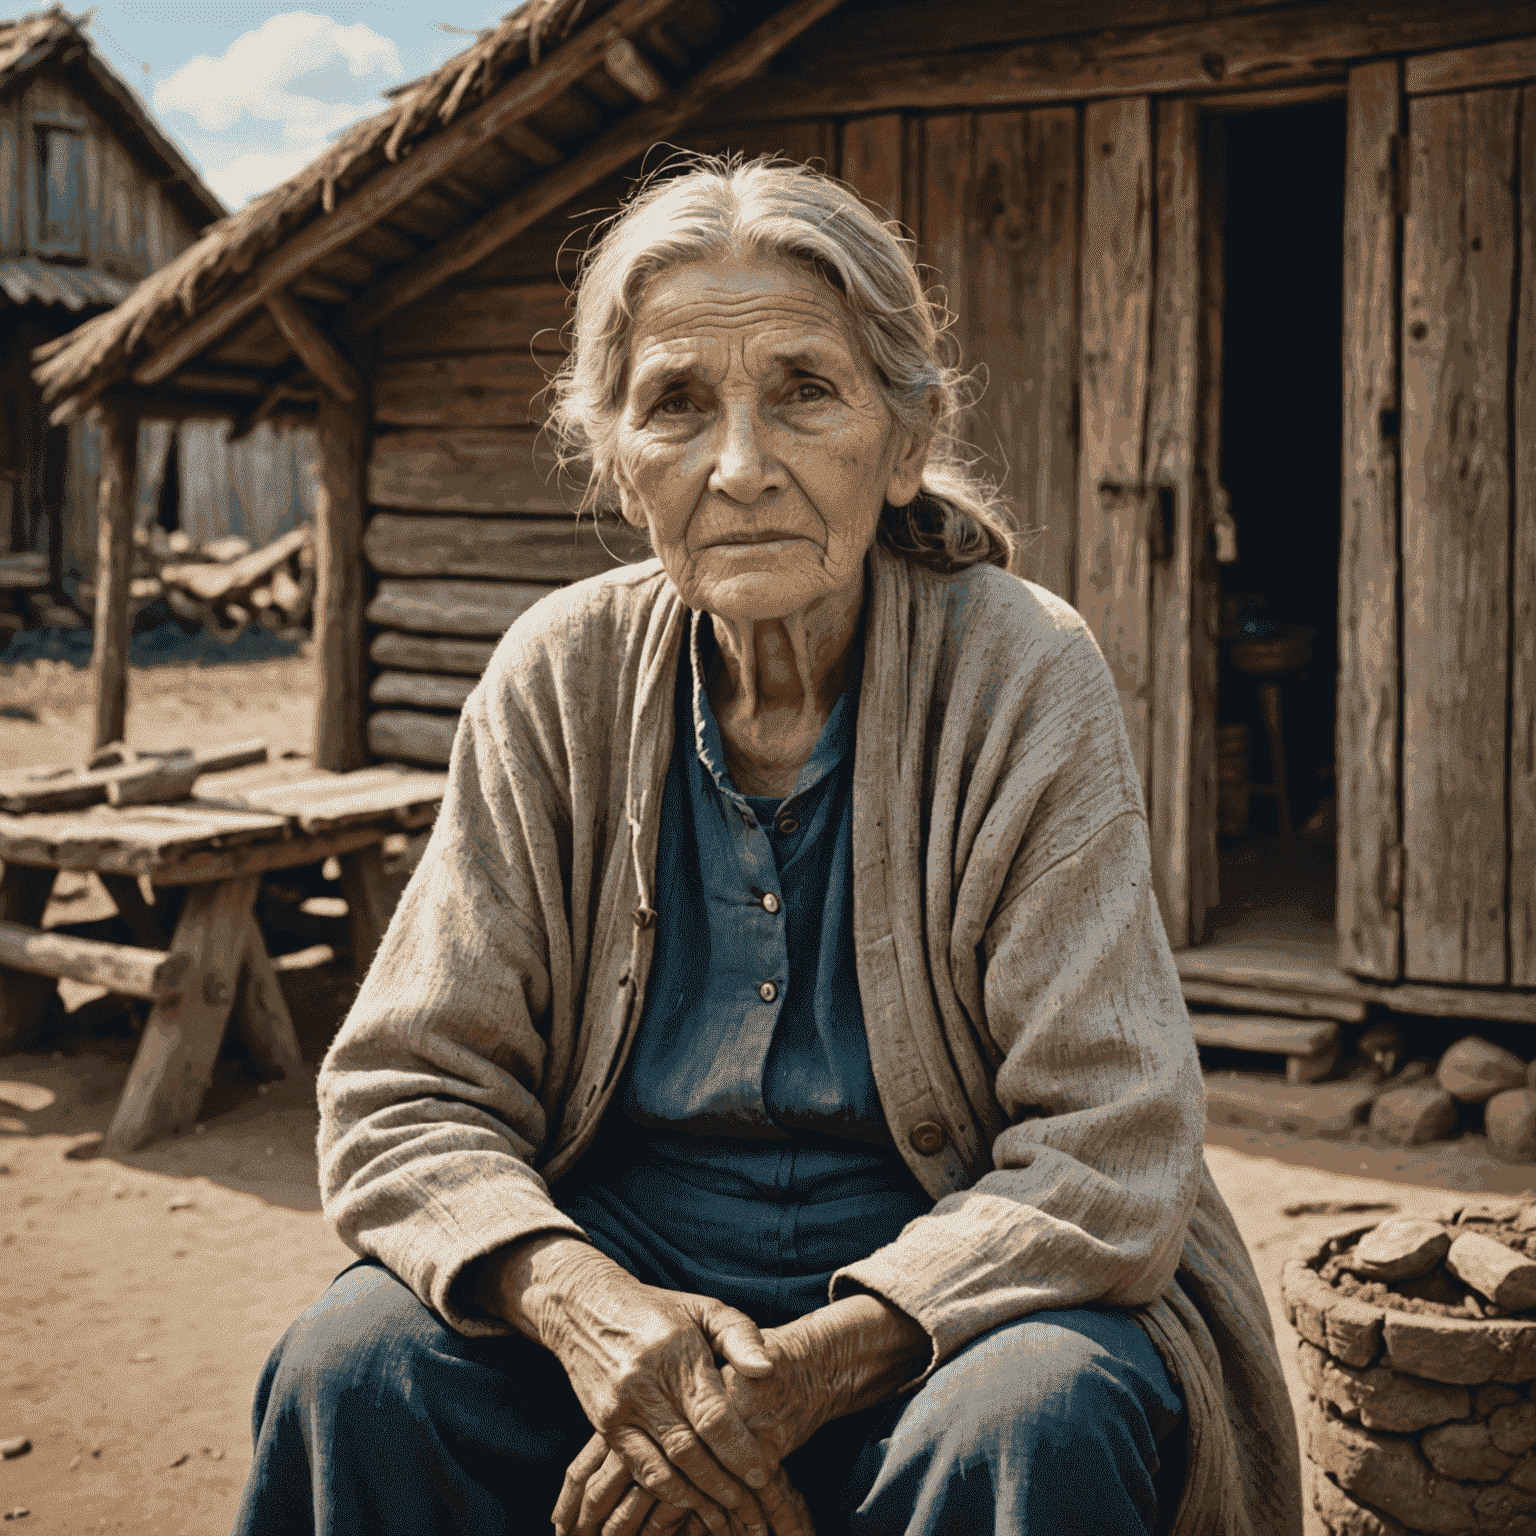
[346,0,850,336]
[129,0,682,389]
[266,293,362,402]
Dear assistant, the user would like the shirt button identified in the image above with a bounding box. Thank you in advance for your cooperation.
[908,1121,948,1156]
[775,814,800,835]
[758,980,779,1003]
[761,892,781,914]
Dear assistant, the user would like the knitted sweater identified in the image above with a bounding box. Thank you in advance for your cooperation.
[317,541,1301,1536]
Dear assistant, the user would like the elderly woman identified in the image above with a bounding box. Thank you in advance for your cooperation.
[234,158,1298,1536]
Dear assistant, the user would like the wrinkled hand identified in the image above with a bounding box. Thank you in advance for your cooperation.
[556,1323,842,1536]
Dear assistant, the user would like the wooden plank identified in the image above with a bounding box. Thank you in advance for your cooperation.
[365,577,556,637]
[370,632,498,676]
[127,0,681,388]
[370,672,476,713]
[1146,99,1201,948]
[970,107,1078,603]
[368,429,575,514]
[265,293,362,402]
[0,805,292,874]
[1179,977,1368,1025]
[230,913,307,1083]
[315,390,369,772]
[1338,60,1404,982]
[368,710,458,767]
[379,283,570,359]
[0,864,57,1054]
[364,511,648,582]
[0,739,268,815]
[1407,38,1536,96]
[1514,84,1536,988]
[217,768,448,831]
[104,875,260,1152]
[696,0,1534,120]
[1203,1074,1377,1138]
[90,400,138,753]
[1401,88,1517,985]
[1076,96,1154,795]
[346,0,851,334]
[920,114,969,334]
[372,353,554,429]
[0,920,191,1000]
[150,825,387,887]
[839,113,904,223]
[1188,1013,1340,1061]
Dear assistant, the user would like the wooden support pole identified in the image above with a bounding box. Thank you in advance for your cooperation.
[0,864,58,1054]
[266,293,363,403]
[90,400,138,752]
[314,386,370,771]
[0,919,193,1000]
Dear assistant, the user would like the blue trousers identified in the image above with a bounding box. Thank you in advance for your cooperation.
[233,1261,1184,1536]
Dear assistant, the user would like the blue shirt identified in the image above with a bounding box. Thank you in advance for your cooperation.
[559,613,932,1325]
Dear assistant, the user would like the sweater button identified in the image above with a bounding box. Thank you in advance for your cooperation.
[908,1121,947,1156]
[632,905,655,929]
[761,891,781,914]
[775,814,800,835]
[758,980,779,1003]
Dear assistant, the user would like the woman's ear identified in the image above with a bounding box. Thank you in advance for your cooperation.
[611,461,649,531]
[884,412,936,510]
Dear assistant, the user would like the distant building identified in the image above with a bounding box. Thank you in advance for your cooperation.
[0,5,316,588]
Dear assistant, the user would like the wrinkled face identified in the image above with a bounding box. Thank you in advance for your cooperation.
[612,252,928,620]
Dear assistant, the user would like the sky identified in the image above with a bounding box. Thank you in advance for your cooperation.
[77,3,522,210]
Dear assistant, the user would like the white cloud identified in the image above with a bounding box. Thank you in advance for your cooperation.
[203,142,340,208]
[154,12,402,146]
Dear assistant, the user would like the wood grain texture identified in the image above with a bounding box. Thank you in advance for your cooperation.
[969,107,1078,601]
[367,709,458,766]
[104,874,260,1152]
[379,283,570,359]
[1076,96,1154,793]
[365,511,648,583]
[0,919,191,1000]
[149,826,388,887]
[920,113,969,322]
[0,804,291,875]
[368,428,574,513]
[369,671,476,712]
[369,631,498,676]
[365,577,556,636]
[1402,86,1517,986]
[839,113,904,224]
[372,352,554,428]
[1338,60,1403,982]
[340,844,392,977]
[315,389,370,772]
[90,400,138,753]
[1146,99,1201,948]
[1407,37,1536,97]
[231,913,307,1082]
[265,292,362,402]
[0,864,57,1054]
[1513,84,1536,986]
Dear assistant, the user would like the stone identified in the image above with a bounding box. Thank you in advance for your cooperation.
[1383,1310,1536,1385]
[1204,1073,1377,1137]
[1446,1232,1536,1312]
[1303,1396,1477,1534]
[1420,1420,1516,1481]
[1512,1454,1536,1494]
[1515,1206,1536,1233]
[1473,1483,1536,1531]
[1488,1090,1536,1165]
[1306,1460,1413,1536]
[1325,1297,1386,1368]
[1491,1401,1536,1456]
[1349,1218,1452,1281]
[1369,1085,1459,1146]
[1296,1341,1470,1432]
[0,1440,28,1460]
[1282,1260,1333,1349]
[1475,1383,1526,1416]
[1438,1036,1528,1104]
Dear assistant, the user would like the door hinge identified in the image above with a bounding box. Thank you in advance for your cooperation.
[1381,843,1405,910]
[1388,133,1411,218]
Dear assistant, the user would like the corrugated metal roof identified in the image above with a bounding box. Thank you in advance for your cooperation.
[0,256,133,310]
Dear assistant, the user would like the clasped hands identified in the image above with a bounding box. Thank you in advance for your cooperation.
[473,1235,928,1536]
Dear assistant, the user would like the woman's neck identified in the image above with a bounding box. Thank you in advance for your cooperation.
[704,563,866,798]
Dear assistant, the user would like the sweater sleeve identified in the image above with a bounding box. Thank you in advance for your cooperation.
[831,637,1205,1375]
[315,643,591,1337]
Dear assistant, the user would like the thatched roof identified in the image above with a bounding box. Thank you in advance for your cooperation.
[0,7,225,231]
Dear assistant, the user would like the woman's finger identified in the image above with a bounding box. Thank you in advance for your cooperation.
[697,1301,774,1378]
[556,1434,614,1534]
[573,1449,643,1536]
[611,1426,718,1519]
[676,1353,778,1493]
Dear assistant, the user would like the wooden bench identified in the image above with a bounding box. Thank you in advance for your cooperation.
[0,755,445,1153]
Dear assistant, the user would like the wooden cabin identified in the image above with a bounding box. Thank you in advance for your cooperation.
[32,0,1536,1030]
[1,7,316,601]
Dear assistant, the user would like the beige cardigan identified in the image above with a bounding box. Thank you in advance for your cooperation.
[318,543,1301,1536]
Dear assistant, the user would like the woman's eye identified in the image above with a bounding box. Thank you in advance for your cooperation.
[790,381,830,405]
[655,395,695,417]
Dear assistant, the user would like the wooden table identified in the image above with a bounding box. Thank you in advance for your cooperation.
[0,759,445,1152]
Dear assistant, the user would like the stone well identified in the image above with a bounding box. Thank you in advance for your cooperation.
[1283,1200,1536,1535]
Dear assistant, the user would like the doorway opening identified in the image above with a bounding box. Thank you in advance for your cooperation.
[1207,98,1346,956]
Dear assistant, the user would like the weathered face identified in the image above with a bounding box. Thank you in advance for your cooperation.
[613,252,928,620]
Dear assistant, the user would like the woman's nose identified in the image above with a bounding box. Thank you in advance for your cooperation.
[709,402,781,504]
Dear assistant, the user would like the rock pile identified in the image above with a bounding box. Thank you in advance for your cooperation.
[1287,1201,1536,1533]
[1370,1037,1536,1164]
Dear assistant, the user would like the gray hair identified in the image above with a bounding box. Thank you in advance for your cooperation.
[545,154,1014,575]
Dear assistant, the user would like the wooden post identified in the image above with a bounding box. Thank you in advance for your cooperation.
[314,386,369,772]
[91,399,139,752]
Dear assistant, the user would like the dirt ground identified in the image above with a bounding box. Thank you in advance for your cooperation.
[2,650,1533,1534]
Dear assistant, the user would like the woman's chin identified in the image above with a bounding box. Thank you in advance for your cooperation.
[679,556,839,620]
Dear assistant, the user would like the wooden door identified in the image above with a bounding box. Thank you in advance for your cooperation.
[1076,97,1215,949]
[1342,39,1536,987]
